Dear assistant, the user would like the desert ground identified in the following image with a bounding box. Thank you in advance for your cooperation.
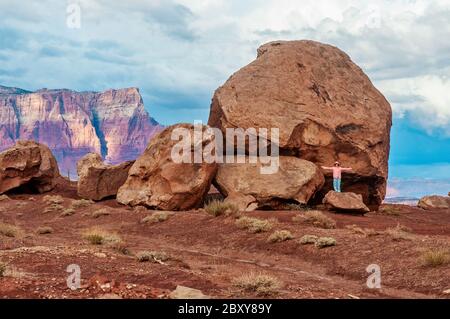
[0,179,449,299]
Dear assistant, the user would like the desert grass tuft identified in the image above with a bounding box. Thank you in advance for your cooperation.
[235,216,274,233]
[43,195,64,205]
[0,262,6,277]
[60,208,75,217]
[141,211,171,224]
[204,200,238,217]
[420,249,449,267]
[384,224,414,241]
[70,199,94,210]
[232,273,281,296]
[0,222,22,238]
[297,234,319,245]
[293,210,336,229]
[82,228,122,246]
[267,230,294,243]
[315,237,337,248]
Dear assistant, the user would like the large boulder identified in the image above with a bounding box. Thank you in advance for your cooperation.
[208,40,392,209]
[77,153,134,201]
[0,140,60,194]
[323,191,370,214]
[418,195,450,210]
[117,124,218,210]
[214,156,324,210]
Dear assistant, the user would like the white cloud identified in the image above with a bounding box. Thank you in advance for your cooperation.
[0,0,449,128]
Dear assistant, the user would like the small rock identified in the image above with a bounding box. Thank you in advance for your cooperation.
[94,252,107,258]
[443,289,450,294]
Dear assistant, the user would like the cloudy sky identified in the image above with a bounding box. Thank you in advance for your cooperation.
[0,0,449,197]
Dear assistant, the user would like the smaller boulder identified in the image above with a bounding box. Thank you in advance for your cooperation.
[77,153,134,201]
[0,140,60,194]
[418,195,450,210]
[323,191,370,214]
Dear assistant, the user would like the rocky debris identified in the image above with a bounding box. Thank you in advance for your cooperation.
[169,285,209,299]
[208,40,392,209]
[117,124,218,210]
[323,191,370,214]
[77,153,134,201]
[0,86,163,176]
[0,141,60,194]
[418,195,450,210]
[214,156,324,211]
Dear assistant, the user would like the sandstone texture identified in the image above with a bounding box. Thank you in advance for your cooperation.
[0,140,60,194]
[0,85,162,177]
[418,195,450,210]
[214,156,324,211]
[117,124,218,210]
[323,191,370,214]
[208,40,392,208]
[77,153,134,201]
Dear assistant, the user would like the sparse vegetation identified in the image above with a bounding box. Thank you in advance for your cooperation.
[346,224,380,237]
[420,249,449,267]
[267,230,294,243]
[315,237,337,248]
[70,199,94,209]
[133,206,148,213]
[136,251,169,263]
[294,210,336,229]
[91,209,110,219]
[43,203,64,214]
[82,228,122,246]
[43,195,64,205]
[235,216,274,233]
[378,206,401,216]
[60,208,75,217]
[0,262,6,277]
[298,234,319,245]
[0,222,22,238]
[141,212,171,224]
[0,194,10,201]
[385,224,414,241]
[233,273,281,296]
[36,226,53,235]
[204,200,238,217]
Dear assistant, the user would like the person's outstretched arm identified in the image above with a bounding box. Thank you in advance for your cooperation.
[321,166,333,170]
[341,167,353,171]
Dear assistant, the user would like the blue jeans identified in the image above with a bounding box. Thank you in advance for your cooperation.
[333,178,341,192]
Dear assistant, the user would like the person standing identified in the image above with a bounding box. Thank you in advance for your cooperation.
[321,161,352,192]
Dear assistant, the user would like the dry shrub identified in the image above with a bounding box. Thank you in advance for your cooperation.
[235,217,274,233]
[136,251,169,263]
[232,273,281,296]
[43,204,64,214]
[346,224,380,237]
[204,200,238,217]
[293,211,336,229]
[0,262,6,277]
[378,206,401,216]
[91,209,110,219]
[141,212,171,224]
[0,222,22,238]
[385,224,414,241]
[36,226,53,235]
[0,195,10,201]
[71,199,94,209]
[315,237,337,248]
[298,235,318,245]
[267,230,294,243]
[420,249,449,267]
[43,195,64,205]
[60,208,75,217]
[82,228,122,246]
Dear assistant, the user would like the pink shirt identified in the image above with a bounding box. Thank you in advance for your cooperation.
[322,166,352,179]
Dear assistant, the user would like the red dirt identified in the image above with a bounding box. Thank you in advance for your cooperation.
[0,182,449,299]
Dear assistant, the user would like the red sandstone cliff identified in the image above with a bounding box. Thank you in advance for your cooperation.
[0,85,163,177]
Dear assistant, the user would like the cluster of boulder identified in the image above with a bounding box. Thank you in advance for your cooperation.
[0,41,446,214]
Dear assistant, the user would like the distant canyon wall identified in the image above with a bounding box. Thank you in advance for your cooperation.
[0,85,163,177]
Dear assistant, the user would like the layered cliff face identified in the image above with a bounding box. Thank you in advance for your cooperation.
[0,85,163,177]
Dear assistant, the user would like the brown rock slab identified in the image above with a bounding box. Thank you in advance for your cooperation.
[0,140,60,194]
[214,156,324,210]
[208,40,392,209]
[117,124,217,210]
[323,191,370,214]
[77,153,134,201]
[418,195,450,210]
[169,285,209,299]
